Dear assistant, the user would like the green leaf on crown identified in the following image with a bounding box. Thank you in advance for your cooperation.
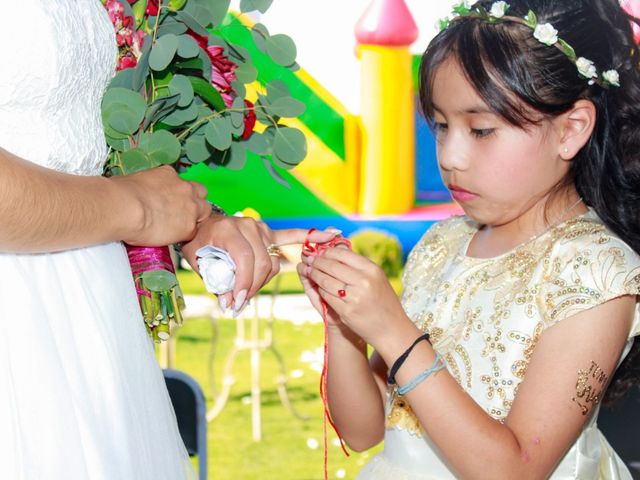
[523,10,537,29]
[244,131,268,155]
[149,33,179,71]
[558,39,577,62]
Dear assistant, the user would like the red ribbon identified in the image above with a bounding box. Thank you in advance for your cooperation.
[303,228,351,480]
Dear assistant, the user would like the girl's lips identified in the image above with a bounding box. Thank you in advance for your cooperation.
[449,185,477,202]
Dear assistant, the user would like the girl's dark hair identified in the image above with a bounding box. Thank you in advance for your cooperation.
[419,0,640,403]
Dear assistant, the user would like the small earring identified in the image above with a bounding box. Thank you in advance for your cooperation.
[563,147,569,154]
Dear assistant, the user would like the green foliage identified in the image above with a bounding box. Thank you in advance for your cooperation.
[349,229,404,278]
[102,0,307,179]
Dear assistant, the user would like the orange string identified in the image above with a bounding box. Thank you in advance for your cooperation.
[303,228,351,480]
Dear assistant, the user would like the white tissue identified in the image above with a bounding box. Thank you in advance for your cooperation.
[196,246,236,295]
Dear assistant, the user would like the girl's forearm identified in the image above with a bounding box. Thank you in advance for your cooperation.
[375,324,531,479]
[326,325,386,451]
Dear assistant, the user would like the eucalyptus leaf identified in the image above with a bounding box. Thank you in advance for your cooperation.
[121,148,153,174]
[273,127,306,166]
[234,62,258,83]
[266,80,290,102]
[244,131,268,155]
[287,62,300,72]
[132,36,152,91]
[227,43,250,63]
[140,270,178,292]
[183,0,219,28]
[231,80,246,98]
[226,142,247,170]
[161,101,199,126]
[185,134,214,163]
[189,76,225,111]
[138,130,181,165]
[268,96,306,118]
[168,0,188,11]
[157,22,188,37]
[262,156,291,189]
[106,135,131,152]
[251,29,267,53]
[265,34,297,66]
[149,33,179,71]
[142,94,181,129]
[240,0,273,13]
[102,88,147,135]
[230,96,245,129]
[108,68,135,90]
[174,10,209,36]
[177,34,200,58]
[169,74,194,107]
[205,116,232,150]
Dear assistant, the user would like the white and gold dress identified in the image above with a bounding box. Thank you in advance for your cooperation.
[358,209,640,479]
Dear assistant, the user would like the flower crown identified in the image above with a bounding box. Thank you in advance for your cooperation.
[439,1,621,88]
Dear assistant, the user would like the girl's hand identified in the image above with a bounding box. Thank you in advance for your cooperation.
[304,247,410,346]
[297,252,341,326]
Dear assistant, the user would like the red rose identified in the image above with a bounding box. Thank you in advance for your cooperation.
[241,100,256,140]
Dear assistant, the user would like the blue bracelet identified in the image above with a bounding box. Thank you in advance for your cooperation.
[396,353,446,396]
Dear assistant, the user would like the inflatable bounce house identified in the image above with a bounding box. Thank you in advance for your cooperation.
[182,0,462,255]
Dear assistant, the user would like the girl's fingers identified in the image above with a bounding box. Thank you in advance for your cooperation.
[308,255,360,285]
[308,265,348,300]
[318,246,373,270]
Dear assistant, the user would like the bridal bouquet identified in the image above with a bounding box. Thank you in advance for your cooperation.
[102,0,307,342]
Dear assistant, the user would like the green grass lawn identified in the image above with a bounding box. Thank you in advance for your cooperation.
[172,314,383,479]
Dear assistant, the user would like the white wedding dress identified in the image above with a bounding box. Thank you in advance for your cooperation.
[0,1,195,478]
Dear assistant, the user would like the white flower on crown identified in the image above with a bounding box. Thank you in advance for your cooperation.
[490,1,509,17]
[602,69,620,87]
[464,0,480,8]
[533,23,559,46]
[576,57,598,79]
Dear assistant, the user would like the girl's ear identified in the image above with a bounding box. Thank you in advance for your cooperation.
[556,99,597,160]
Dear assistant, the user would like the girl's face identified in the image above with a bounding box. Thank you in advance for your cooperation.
[431,58,571,227]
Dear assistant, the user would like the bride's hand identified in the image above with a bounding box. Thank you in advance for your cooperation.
[303,247,409,346]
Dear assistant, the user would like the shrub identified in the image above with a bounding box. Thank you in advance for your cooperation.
[348,229,403,278]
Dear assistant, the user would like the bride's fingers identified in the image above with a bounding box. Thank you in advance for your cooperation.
[272,227,342,246]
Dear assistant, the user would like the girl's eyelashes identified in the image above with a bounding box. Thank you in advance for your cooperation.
[434,122,448,133]
[471,127,495,139]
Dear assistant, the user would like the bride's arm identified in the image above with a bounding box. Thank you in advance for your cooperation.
[0,147,210,253]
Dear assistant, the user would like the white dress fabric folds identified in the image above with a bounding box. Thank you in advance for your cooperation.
[0,1,195,478]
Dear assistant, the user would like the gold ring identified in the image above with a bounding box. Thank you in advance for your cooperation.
[267,244,281,257]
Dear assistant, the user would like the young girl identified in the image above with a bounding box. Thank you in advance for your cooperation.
[298,0,640,478]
